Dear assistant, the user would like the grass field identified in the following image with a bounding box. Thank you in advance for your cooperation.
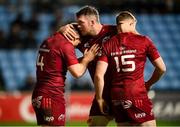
[0,120,180,126]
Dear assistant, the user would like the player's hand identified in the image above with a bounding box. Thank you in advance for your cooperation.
[97,98,108,115]
[57,23,79,42]
[83,44,99,62]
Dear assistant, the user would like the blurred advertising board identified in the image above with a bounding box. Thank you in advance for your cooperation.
[0,91,179,123]
[0,92,93,123]
[0,92,36,122]
[150,91,180,120]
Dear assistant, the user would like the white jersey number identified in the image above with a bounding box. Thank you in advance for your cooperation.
[114,55,135,72]
[36,53,44,71]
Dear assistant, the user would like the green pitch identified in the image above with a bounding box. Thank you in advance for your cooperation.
[0,120,180,126]
[66,120,180,126]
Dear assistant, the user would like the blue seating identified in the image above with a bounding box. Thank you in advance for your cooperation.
[61,5,80,23]
[100,14,115,24]
[0,50,36,91]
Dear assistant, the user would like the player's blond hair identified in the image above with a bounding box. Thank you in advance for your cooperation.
[116,11,137,24]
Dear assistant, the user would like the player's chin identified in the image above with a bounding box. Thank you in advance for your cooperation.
[74,43,79,47]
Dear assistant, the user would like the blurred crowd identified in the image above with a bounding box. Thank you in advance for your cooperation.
[0,13,38,49]
[0,0,179,50]
[0,0,63,50]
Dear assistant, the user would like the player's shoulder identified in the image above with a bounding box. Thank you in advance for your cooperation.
[44,32,71,49]
[44,32,63,44]
[52,32,66,42]
[103,34,119,47]
[140,35,153,44]
[136,35,156,48]
[129,33,152,43]
[130,33,146,39]
[136,34,150,39]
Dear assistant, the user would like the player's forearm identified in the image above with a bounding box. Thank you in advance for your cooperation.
[146,67,166,88]
[94,75,104,100]
[146,57,166,89]
[73,58,90,78]
[78,57,83,62]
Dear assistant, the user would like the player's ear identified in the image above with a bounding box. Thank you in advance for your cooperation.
[91,19,95,26]
[130,21,134,26]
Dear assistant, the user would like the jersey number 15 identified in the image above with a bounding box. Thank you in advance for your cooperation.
[114,54,135,72]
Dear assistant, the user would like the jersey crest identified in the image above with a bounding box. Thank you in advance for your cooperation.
[102,36,111,43]
[84,42,90,48]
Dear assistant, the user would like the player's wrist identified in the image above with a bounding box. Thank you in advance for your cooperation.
[95,95,103,101]
[82,56,92,63]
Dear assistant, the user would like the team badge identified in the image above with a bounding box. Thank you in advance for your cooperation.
[84,42,90,48]
[102,36,111,43]
[58,114,65,121]
[32,96,43,108]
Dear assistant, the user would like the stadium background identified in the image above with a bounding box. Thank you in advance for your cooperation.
[0,0,180,126]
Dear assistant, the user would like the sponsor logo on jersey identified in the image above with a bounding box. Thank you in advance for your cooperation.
[135,112,146,119]
[84,42,90,48]
[58,114,65,121]
[44,116,54,122]
[121,100,132,109]
[32,96,43,108]
[102,36,111,43]
[97,48,102,56]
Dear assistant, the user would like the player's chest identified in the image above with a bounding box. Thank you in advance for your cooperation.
[80,35,112,52]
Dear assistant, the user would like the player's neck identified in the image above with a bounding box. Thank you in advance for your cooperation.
[121,30,140,35]
[125,29,140,35]
[92,23,103,36]
[132,30,140,35]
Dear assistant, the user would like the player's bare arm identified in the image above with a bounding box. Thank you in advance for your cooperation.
[94,61,108,114]
[145,57,166,91]
[68,44,99,78]
[58,23,79,41]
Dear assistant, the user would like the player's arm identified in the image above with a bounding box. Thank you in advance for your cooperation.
[78,57,83,62]
[57,23,79,42]
[94,60,108,114]
[68,44,99,78]
[145,57,166,91]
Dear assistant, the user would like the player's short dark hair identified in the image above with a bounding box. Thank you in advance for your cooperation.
[72,23,81,36]
[76,5,99,22]
[116,11,137,24]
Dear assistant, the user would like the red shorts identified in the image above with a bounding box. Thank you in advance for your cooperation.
[32,90,65,126]
[112,97,155,124]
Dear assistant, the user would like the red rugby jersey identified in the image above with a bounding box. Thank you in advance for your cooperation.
[77,25,117,98]
[99,32,160,99]
[35,33,78,92]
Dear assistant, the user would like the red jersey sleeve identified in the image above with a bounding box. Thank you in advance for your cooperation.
[146,37,160,62]
[98,41,111,63]
[62,42,79,66]
[98,49,108,63]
